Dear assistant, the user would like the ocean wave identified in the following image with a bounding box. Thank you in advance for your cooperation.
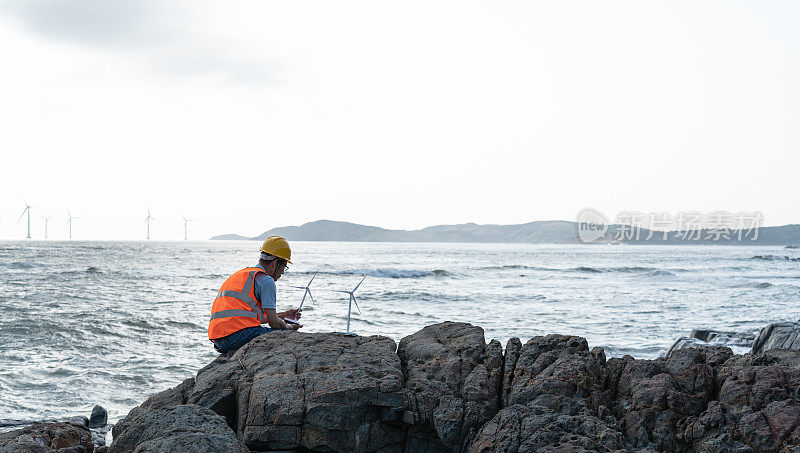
[571,266,679,275]
[2,262,39,270]
[647,269,676,277]
[574,266,603,273]
[304,268,450,279]
[751,255,800,262]
[483,264,556,271]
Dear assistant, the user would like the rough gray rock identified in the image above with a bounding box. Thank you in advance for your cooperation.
[111,377,195,441]
[111,322,800,453]
[691,329,755,344]
[108,404,248,453]
[398,322,503,452]
[115,331,406,452]
[607,347,717,451]
[666,329,755,357]
[87,407,106,430]
[469,334,623,452]
[0,422,93,453]
[751,322,800,354]
[501,337,522,407]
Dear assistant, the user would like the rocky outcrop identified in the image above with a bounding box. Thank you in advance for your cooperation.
[113,331,406,452]
[666,329,756,357]
[470,334,625,452]
[108,404,247,453]
[752,322,800,354]
[0,422,93,453]
[110,322,800,453]
[398,322,503,452]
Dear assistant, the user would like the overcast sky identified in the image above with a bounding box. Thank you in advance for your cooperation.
[1,0,798,240]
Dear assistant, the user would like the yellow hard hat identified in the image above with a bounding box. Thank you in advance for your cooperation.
[260,236,292,263]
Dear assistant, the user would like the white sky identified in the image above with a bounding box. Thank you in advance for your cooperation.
[1,0,798,240]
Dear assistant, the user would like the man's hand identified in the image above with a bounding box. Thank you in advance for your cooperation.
[280,308,302,321]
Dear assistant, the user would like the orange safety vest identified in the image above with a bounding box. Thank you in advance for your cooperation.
[208,267,268,340]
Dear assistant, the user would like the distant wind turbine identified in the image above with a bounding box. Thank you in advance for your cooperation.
[287,272,318,323]
[181,214,193,241]
[43,214,54,239]
[143,209,156,240]
[333,275,367,334]
[66,210,81,239]
[16,203,33,239]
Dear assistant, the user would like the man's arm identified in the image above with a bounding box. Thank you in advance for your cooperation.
[264,308,301,330]
[264,308,294,330]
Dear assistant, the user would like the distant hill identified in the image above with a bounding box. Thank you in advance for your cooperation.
[211,220,800,245]
[209,233,251,241]
[248,219,579,243]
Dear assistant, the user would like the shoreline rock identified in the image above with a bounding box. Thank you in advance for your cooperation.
[9,322,800,452]
[0,406,111,453]
[107,322,800,452]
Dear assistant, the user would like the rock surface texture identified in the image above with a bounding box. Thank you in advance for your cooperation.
[752,321,800,354]
[109,322,800,453]
[0,422,94,453]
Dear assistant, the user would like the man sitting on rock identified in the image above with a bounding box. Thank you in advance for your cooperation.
[208,236,302,353]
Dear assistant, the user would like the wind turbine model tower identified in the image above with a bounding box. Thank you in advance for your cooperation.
[287,272,317,323]
[333,275,367,334]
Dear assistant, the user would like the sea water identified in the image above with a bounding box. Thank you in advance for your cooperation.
[1,240,799,424]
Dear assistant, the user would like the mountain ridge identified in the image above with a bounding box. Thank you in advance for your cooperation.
[210,219,800,245]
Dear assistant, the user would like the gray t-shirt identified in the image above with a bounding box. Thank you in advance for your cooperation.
[253,264,277,310]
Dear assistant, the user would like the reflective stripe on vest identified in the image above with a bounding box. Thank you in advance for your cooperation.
[208,268,267,340]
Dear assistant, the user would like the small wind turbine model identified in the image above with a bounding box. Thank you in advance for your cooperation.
[17,203,33,239]
[333,275,367,335]
[143,209,156,240]
[43,214,54,239]
[66,210,80,239]
[287,272,317,323]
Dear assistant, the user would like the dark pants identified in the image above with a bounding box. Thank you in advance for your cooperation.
[212,326,276,353]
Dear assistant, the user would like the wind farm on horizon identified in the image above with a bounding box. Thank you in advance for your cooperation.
[0,203,199,241]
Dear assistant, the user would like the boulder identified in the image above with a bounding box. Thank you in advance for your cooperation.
[108,404,248,453]
[0,422,93,453]
[666,329,755,357]
[398,322,503,452]
[111,377,195,440]
[115,330,406,453]
[87,406,107,430]
[690,329,755,345]
[751,322,800,354]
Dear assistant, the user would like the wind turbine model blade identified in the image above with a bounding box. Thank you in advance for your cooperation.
[332,290,351,293]
[352,275,367,292]
[351,294,361,314]
[308,272,318,285]
[307,290,315,305]
[298,290,308,311]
